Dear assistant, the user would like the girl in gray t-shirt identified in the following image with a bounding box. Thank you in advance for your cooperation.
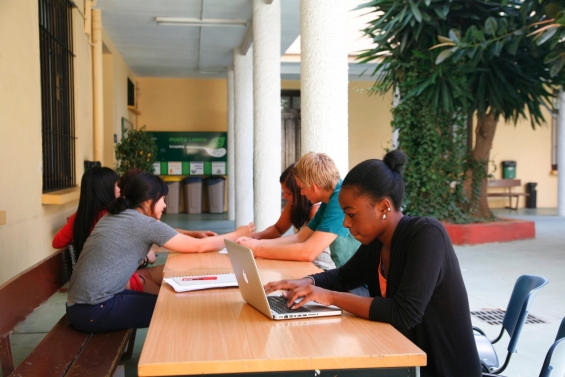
[66,172,254,333]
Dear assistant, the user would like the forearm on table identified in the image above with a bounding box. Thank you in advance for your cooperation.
[255,241,322,262]
[328,291,372,319]
[253,226,283,240]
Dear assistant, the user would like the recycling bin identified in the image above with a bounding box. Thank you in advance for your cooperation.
[502,161,516,179]
[164,182,180,214]
[526,182,537,209]
[205,177,225,213]
[183,177,203,214]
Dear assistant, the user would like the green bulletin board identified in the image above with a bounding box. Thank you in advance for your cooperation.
[147,132,228,175]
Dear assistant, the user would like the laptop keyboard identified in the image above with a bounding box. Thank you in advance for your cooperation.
[268,296,310,314]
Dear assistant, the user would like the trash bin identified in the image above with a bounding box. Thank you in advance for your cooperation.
[205,177,225,213]
[164,181,180,214]
[182,177,203,214]
[526,182,537,209]
[502,161,516,179]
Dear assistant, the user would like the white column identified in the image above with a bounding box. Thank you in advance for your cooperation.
[227,67,236,221]
[558,90,565,216]
[252,0,281,231]
[233,48,254,227]
[300,0,349,177]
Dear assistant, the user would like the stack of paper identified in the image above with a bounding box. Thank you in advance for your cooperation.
[164,273,238,293]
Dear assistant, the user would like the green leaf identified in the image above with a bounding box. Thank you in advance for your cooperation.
[504,36,521,55]
[409,0,423,23]
[436,49,454,64]
[448,29,461,43]
[485,17,498,36]
[433,6,447,20]
[544,51,562,64]
[550,56,565,77]
[424,0,431,6]
[473,30,485,42]
[536,27,558,45]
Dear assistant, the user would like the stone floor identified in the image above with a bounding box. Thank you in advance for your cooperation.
[5,208,564,377]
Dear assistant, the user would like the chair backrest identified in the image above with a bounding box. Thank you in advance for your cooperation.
[539,338,565,377]
[502,275,548,353]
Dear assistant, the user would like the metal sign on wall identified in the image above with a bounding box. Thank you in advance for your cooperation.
[148,131,227,175]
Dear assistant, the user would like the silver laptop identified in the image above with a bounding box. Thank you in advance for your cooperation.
[224,240,342,320]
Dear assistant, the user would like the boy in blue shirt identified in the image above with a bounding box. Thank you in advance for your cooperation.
[238,152,359,268]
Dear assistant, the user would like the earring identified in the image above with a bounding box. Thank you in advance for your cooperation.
[382,214,387,220]
[388,207,391,212]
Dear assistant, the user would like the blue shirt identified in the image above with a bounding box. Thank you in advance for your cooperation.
[307,180,360,267]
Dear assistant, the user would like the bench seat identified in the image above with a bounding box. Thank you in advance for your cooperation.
[487,179,529,210]
[0,248,135,377]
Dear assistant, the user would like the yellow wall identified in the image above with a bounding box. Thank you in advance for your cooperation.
[0,1,92,285]
[487,114,557,208]
[137,78,227,132]
[0,1,137,285]
[102,29,137,168]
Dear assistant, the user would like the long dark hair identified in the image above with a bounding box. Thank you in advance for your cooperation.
[73,167,119,255]
[281,163,313,229]
[342,150,407,209]
[108,172,168,216]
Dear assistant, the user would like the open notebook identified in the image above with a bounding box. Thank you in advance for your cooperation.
[163,273,238,292]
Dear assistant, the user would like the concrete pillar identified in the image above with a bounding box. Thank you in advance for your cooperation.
[252,0,281,231]
[300,0,349,177]
[92,9,104,164]
[227,67,235,221]
[233,48,254,227]
[558,90,565,216]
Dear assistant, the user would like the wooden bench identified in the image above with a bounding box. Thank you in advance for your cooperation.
[0,248,136,377]
[487,179,529,210]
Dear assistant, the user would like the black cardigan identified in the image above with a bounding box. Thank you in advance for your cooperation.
[311,216,481,377]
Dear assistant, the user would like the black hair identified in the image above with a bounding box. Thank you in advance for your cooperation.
[280,163,313,229]
[73,167,119,255]
[342,150,407,209]
[118,168,144,193]
[108,172,168,216]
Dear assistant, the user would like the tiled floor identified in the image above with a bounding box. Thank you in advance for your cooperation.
[6,209,565,377]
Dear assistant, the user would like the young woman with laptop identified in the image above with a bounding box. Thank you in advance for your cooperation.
[264,150,481,377]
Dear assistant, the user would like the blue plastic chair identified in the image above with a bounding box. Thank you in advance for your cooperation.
[474,275,549,374]
[539,317,565,377]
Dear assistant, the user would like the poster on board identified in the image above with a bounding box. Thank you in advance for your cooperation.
[148,132,228,175]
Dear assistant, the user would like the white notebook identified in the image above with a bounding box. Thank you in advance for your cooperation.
[163,273,238,292]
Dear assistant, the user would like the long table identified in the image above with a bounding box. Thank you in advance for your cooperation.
[138,252,426,376]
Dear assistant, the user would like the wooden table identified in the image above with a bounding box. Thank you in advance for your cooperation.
[138,252,426,376]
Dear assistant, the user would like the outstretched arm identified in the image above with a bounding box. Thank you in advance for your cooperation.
[164,222,255,253]
[239,228,337,262]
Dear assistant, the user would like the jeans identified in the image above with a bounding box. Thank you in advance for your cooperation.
[66,289,157,333]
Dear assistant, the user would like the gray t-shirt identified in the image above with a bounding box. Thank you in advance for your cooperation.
[67,209,178,305]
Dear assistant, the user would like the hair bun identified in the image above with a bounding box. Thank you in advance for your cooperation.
[383,150,407,174]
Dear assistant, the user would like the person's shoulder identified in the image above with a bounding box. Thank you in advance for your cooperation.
[400,216,447,234]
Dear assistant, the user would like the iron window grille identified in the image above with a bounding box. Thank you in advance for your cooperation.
[39,0,76,192]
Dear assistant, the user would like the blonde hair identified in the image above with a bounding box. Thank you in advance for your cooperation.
[293,152,340,191]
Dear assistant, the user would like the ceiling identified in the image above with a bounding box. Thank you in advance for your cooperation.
[94,0,376,80]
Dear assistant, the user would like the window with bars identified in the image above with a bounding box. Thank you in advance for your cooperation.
[552,90,559,172]
[39,0,76,192]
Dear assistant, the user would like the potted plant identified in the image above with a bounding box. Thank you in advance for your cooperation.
[114,125,157,174]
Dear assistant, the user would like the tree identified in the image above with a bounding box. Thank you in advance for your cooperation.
[114,126,157,174]
[358,0,565,219]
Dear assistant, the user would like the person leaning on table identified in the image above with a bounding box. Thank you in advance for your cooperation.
[237,152,360,269]
[264,150,481,377]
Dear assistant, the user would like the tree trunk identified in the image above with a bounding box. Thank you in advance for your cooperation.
[464,110,498,219]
